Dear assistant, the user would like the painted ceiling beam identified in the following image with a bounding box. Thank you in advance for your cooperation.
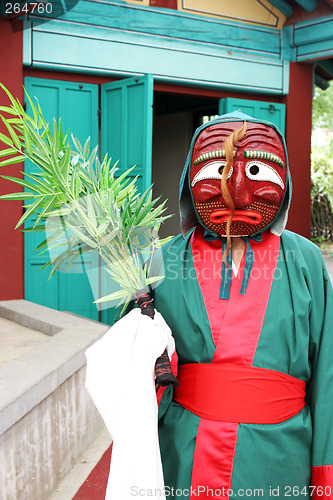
[294,16,333,46]
[293,0,318,13]
[293,15,333,61]
[268,0,293,17]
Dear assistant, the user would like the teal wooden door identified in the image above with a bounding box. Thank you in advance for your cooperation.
[100,75,154,324]
[219,98,286,135]
[24,77,99,320]
[101,74,154,192]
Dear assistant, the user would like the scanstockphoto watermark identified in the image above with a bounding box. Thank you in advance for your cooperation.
[2,0,79,32]
[166,244,296,267]
[130,486,265,497]
[131,485,332,497]
[164,244,296,282]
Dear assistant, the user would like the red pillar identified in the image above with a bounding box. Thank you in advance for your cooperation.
[285,61,313,239]
[0,19,24,300]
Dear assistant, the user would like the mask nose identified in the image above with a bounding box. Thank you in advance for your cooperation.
[228,162,253,208]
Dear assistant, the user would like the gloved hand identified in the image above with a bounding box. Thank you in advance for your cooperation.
[85,308,175,500]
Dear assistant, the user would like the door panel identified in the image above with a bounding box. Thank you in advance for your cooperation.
[219,98,286,135]
[24,77,99,319]
[101,74,154,193]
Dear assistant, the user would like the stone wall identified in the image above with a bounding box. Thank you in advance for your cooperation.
[0,300,110,500]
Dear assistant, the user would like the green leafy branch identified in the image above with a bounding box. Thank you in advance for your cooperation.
[0,83,172,312]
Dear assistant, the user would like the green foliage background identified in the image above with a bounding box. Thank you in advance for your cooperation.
[311,85,333,241]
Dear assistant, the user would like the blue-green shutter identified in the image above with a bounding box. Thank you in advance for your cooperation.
[219,98,286,135]
[100,74,154,324]
[101,74,154,192]
[24,77,99,320]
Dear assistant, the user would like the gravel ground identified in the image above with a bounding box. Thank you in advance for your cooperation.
[323,254,333,283]
[319,242,333,283]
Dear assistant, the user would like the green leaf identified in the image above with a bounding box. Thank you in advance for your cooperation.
[48,146,67,192]
[45,207,71,218]
[52,117,59,152]
[23,171,55,194]
[1,174,47,194]
[89,145,98,170]
[0,147,16,157]
[41,123,50,140]
[15,98,25,116]
[0,132,13,147]
[38,261,52,272]
[86,195,97,228]
[22,224,46,233]
[94,288,130,303]
[36,100,48,131]
[64,250,82,272]
[153,235,173,247]
[58,144,72,179]
[101,229,118,244]
[1,116,22,149]
[30,150,52,174]
[23,122,32,155]
[0,83,22,114]
[15,195,46,229]
[43,239,68,254]
[0,155,25,167]
[66,223,98,249]
[23,88,38,125]
[71,134,82,154]
[83,136,90,159]
[0,192,39,201]
[71,154,80,166]
[47,253,70,280]
[24,114,37,128]
[35,228,66,252]
[34,195,58,226]
[6,118,23,125]
[0,106,18,116]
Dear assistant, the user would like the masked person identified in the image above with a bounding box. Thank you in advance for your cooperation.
[86,111,333,500]
[152,111,333,499]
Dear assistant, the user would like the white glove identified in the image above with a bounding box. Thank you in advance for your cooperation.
[85,308,175,500]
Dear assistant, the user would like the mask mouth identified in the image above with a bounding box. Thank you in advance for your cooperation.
[209,209,263,225]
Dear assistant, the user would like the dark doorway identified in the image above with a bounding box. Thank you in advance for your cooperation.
[152,93,218,237]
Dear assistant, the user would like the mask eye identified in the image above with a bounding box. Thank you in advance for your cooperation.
[191,161,232,187]
[245,161,284,189]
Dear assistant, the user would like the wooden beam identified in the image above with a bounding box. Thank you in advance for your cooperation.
[293,15,333,61]
[293,0,318,13]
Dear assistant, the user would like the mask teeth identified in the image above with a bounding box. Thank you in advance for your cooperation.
[195,201,279,236]
[193,150,236,166]
[244,150,285,169]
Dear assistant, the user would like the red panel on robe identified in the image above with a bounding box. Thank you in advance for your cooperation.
[189,227,280,499]
[311,466,333,500]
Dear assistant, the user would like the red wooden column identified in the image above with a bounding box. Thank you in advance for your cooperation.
[285,61,314,239]
[0,19,24,300]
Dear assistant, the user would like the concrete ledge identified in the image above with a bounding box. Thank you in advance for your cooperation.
[0,300,110,500]
[0,300,109,436]
[0,301,62,336]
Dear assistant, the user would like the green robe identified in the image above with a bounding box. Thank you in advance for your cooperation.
[152,228,333,499]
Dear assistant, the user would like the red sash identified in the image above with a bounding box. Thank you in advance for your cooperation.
[173,363,306,424]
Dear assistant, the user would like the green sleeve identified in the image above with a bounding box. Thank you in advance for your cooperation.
[306,260,333,467]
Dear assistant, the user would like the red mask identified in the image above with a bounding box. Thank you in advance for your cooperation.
[190,121,287,237]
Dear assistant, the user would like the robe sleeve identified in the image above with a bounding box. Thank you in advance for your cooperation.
[306,259,333,500]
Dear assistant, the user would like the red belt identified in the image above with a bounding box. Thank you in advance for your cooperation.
[173,363,306,424]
